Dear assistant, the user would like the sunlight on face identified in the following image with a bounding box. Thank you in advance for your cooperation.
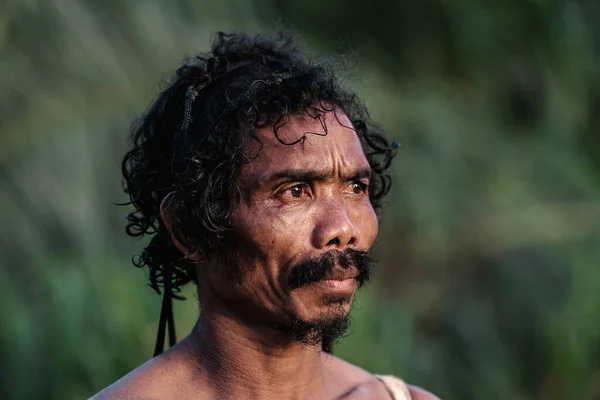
[205,108,378,344]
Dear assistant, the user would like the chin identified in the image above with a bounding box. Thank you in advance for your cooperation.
[279,291,354,348]
[291,285,355,322]
[287,311,351,348]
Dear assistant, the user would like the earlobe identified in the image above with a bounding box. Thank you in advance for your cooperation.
[159,191,202,262]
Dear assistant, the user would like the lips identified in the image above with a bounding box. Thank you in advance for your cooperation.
[321,268,358,282]
[316,277,357,292]
[311,267,359,293]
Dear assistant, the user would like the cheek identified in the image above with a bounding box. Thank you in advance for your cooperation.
[228,203,311,288]
[238,202,313,252]
[356,202,379,248]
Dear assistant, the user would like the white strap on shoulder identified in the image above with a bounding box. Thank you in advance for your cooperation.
[373,375,412,400]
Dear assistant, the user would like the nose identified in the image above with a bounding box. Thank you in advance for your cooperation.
[312,199,360,250]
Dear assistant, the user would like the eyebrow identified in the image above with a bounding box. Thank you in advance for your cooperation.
[262,167,372,186]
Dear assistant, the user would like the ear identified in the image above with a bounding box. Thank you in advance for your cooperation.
[159,192,203,262]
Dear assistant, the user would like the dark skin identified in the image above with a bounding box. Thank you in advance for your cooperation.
[92,109,439,400]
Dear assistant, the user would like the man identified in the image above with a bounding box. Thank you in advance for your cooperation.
[93,32,438,400]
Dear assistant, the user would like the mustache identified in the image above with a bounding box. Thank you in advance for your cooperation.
[288,248,375,290]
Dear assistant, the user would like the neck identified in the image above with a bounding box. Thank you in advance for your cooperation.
[183,308,327,400]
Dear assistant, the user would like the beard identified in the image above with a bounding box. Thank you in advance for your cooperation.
[285,310,350,353]
[282,248,375,352]
[214,241,375,353]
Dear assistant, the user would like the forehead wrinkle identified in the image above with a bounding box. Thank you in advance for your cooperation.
[240,109,368,191]
[243,144,370,192]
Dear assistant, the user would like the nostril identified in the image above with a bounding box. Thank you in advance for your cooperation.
[348,237,356,246]
[326,237,340,246]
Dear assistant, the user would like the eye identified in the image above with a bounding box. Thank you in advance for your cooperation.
[278,183,311,199]
[290,185,304,198]
[347,181,368,195]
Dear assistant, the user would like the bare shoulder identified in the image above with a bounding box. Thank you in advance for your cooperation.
[90,348,194,400]
[322,353,377,383]
[407,384,441,400]
[322,354,397,399]
[89,357,165,400]
[321,354,440,400]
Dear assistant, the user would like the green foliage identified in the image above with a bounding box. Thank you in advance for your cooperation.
[1,1,599,399]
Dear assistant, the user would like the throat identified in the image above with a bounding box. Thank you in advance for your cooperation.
[185,312,328,400]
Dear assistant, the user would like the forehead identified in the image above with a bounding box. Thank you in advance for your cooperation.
[240,109,370,182]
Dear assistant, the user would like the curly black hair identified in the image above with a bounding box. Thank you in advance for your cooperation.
[121,32,397,354]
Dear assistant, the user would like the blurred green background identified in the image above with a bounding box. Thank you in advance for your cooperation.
[1,0,600,399]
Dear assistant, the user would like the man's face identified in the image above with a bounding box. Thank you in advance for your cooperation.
[206,108,378,343]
